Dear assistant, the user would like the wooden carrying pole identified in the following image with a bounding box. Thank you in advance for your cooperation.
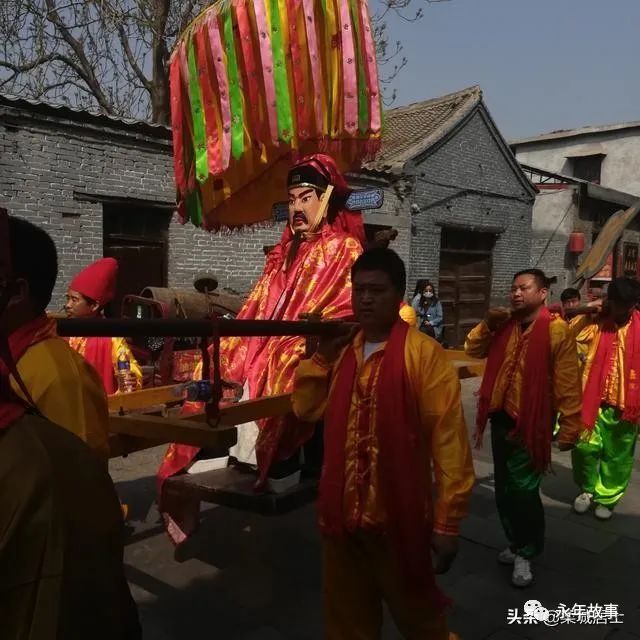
[56,318,357,338]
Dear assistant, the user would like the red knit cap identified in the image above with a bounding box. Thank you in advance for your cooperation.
[69,257,118,306]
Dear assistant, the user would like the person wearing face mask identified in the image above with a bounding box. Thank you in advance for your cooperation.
[157,154,366,542]
[410,279,428,314]
[416,281,444,342]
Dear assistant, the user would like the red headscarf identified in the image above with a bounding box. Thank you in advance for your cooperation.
[69,257,118,307]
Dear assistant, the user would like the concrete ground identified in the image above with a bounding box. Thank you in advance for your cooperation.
[111,378,640,639]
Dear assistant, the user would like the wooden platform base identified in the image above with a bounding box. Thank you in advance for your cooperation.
[164,466,318,516]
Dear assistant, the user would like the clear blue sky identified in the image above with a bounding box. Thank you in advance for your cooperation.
[383,0,640,139]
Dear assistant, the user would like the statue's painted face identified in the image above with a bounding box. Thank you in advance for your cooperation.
[288,186,325,233]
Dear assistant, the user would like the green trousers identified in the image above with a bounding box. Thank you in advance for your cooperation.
[572,406,638,508]
[490,412,544,559]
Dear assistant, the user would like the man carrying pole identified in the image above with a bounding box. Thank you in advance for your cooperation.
[292,248,474,638]
[572,277,640,520]
[465,268,582,587]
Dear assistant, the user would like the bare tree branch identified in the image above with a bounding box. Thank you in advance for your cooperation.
[117,22,152,91]
[43,0,112,112]
[0,0,451,121]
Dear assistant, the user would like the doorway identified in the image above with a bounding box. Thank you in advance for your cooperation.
[103,204,171,316]
[438,227,495,347]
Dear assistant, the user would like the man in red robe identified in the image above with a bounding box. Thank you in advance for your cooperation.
[158,154,365,540]
[65,257,142,394]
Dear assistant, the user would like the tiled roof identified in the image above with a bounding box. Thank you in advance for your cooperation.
[0,92,171,138]
[510,120,640,146]
[365,85,482,173]
[0,87,484,161]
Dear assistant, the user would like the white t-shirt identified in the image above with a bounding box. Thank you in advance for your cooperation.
[363,341,385,362]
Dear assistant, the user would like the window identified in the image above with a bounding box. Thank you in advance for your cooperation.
[571,154,604,184]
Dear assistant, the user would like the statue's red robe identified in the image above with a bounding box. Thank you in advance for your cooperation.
[157,155,364,543]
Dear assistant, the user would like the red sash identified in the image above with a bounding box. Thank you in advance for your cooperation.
[582,310,640,427]
[83,337,117,395]
[0,315,57,429]
[320,320,445,601]
[475,307,553,471]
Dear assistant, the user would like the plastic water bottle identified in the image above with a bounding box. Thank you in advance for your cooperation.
[116,348,135,393]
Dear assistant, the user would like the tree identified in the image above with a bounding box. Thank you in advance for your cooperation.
[0,0,449,125]
[373,0,450,104]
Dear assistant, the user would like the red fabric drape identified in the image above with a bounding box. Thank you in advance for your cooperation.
[83,337,117,396]
[582,310,640,427]
[320,321,446,602]
[0,315,57,429]
[475,307,553,471]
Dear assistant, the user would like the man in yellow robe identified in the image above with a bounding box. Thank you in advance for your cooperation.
[5,215,110,457]
[465,269,582,588]
[292,248,474,639]
[0,211,140,638]
[572,278,640,520]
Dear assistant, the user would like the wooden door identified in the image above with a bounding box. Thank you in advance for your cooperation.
[103,205,170,316]
[438,229,494,347]
[104,243,166,316]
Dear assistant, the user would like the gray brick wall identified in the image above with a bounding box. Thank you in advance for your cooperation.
[401,109,534,305]
[0,113,289,308]
[1,101,532,312]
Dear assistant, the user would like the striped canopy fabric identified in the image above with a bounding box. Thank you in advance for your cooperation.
[170,0,382,230]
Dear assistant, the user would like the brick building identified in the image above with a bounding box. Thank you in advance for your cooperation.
[511,125,640,294]
[1,86,534,345]
[360,86,536,345]
[0,93,285,313]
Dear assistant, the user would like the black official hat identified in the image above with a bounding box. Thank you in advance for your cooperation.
[287,164,329,192]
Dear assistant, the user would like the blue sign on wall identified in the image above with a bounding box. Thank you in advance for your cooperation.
[272,188,384,220]
[345,188,384,211]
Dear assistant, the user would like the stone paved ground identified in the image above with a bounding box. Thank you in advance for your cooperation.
[112,379,640,639]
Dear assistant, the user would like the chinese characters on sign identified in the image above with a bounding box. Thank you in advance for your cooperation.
[508,600,624,626]
[623,243,639,277]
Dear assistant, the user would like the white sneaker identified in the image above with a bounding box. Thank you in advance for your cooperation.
[594,504,613,520]
[498,547,516,565]
[512,556,533,588]
[573,492,593,514]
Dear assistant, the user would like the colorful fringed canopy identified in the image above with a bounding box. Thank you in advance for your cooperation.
[170,0,382,230]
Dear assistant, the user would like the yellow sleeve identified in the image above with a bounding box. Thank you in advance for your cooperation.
[111,337,143,389]
[291,353,333,423]
[549,321,583,445]
[571,315,599,346]
[12,339,110,458]
[464,321,493,359]
[399,304,418,328]
[407,331,475,535]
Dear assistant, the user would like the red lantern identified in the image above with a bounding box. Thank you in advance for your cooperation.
[569,232,585,254]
